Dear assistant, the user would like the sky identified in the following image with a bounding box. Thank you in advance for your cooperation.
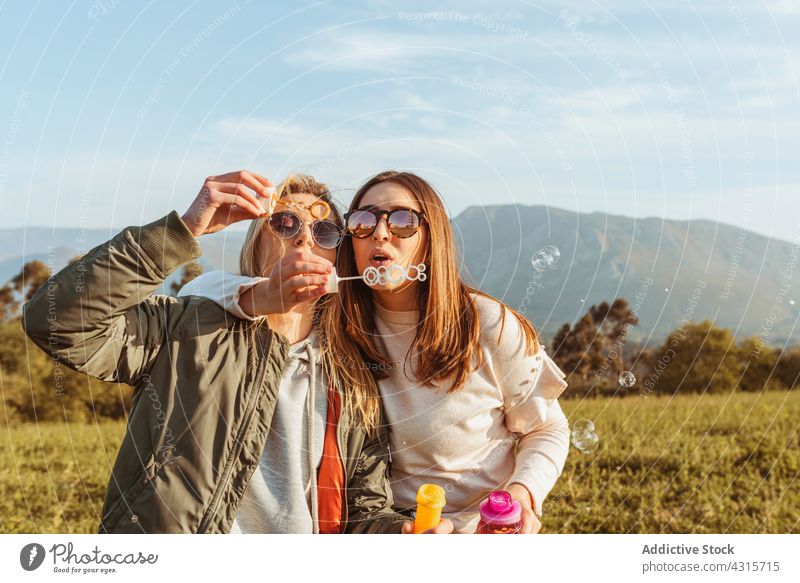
[1,0,799,243]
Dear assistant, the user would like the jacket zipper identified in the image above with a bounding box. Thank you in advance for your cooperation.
[197,330,273,533]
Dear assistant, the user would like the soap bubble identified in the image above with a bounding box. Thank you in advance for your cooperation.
[542,245,560,262]
[531,245,560,272]
[531,251,552,271]
[571,431,600,454]
[571,418,600,454]
[571,418,595,436]
[618,370,636,388]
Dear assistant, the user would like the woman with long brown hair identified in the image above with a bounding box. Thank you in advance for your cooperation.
[193,171,571,533]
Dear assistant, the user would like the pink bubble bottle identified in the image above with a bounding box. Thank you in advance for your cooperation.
[476,491,522,534]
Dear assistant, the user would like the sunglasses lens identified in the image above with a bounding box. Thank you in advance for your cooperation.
[313,221,342,249]
[347,210,377,238]
[269,212,300,239]
[388,210,420,237]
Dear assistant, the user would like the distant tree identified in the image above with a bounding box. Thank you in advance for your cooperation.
[2,255,132,421]
[170,261,204,295]
[552,312,604,382]
[552,298,638,390]
[1,320,131,422]
[0,260,52,321]
[590,298,639,377]
[644,320,742,394]
[11,259,51,303]
[775,345,800,389]
[0,284,16,320]
[737,337,786,391]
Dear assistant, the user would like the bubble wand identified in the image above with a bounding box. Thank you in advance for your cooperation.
[325,263,427,294]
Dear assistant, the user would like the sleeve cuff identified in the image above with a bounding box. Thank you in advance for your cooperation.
[131,210,202,276]
[230,277,269,320]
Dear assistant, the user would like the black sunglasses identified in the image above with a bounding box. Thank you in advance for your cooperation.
[343,208,426,239]
[268,211,343,249]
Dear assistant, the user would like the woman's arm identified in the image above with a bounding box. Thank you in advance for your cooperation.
[21,211,203,384]
[22,170,270,384]
[508,399,571,517]
[178,271,267,320]
[477,296,570,531]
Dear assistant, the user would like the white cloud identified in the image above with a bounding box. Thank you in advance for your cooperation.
[767,1,800,15]
[283,33,443,72]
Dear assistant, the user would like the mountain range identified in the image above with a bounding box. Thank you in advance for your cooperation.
[3,206,797,346]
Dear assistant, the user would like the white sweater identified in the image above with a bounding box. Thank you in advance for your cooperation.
[183,271,571,533]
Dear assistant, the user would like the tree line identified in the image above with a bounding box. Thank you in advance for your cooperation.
[550,298,799,397]
[1,259,796,423]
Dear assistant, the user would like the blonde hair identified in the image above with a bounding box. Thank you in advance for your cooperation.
[238,174,382,435]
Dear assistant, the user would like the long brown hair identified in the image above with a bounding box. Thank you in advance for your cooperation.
[321,170,540,393]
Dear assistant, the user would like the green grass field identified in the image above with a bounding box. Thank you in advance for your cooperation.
[1,390,798,533]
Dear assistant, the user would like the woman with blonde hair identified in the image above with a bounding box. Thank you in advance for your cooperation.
[194,170,571,534]
[24,170,448,534]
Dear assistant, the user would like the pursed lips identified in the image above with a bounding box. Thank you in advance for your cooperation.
[369,248,394,268]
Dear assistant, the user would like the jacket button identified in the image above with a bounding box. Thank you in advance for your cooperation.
[131,514,139,523]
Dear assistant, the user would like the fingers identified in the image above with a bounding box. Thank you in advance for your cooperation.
[211,170,272,194]
[276,257,334,278]
[249,171,273,188]
[225,202,266,224]
[292,286,327,303]
[215,182,267,217]
[288,274,329,303]
[425,519,454,534]
[400,518,453,534]
[519,509,535,534]
[235,171,271,197]
[287,274,329,291]
[413,519,455,534]
[213,191,263,220]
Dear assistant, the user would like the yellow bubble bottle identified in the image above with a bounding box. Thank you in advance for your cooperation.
[414,484,446,533]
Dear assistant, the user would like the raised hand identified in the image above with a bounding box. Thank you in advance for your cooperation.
[181,170,273,237]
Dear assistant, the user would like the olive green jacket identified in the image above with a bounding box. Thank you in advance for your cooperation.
[22,211,407,534]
